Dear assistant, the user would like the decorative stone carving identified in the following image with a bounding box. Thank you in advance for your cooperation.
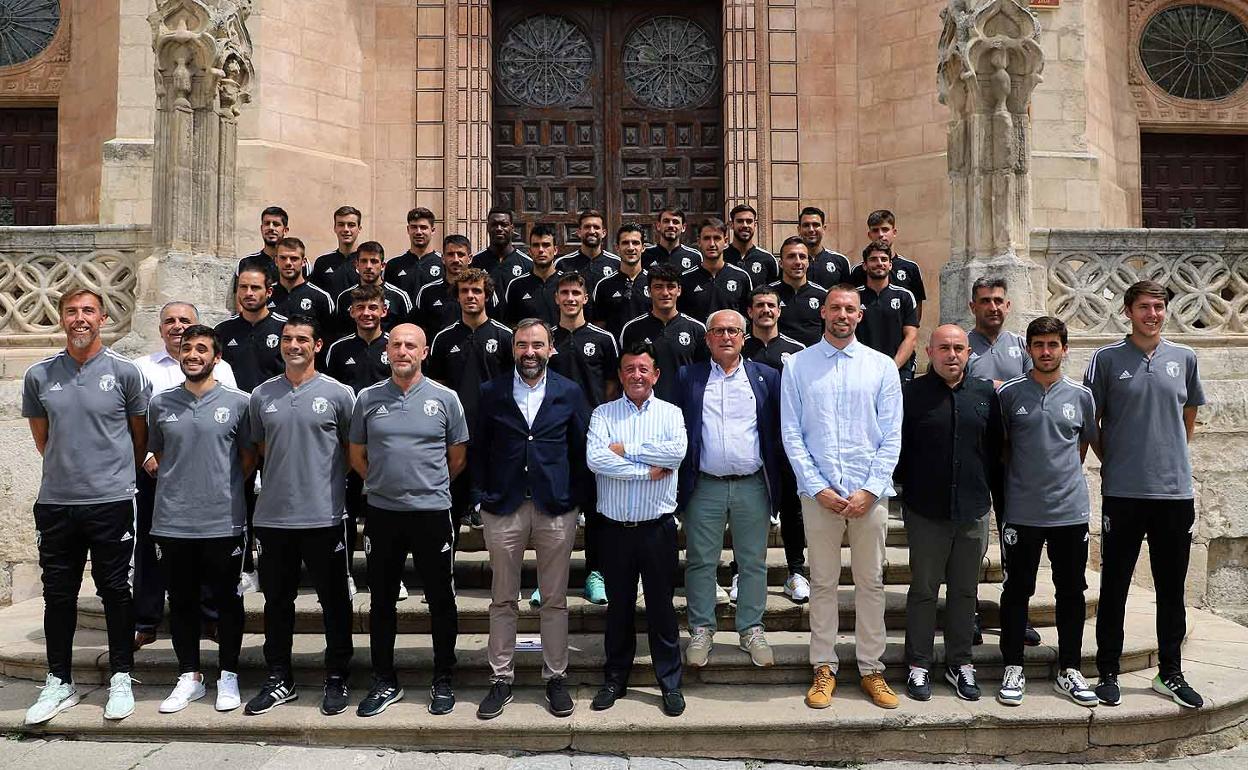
[0,4,68,100]
[937,0,1046,328]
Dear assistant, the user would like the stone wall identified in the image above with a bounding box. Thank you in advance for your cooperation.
[57,0,121,224]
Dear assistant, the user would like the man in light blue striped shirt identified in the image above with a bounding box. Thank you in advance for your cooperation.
[780,283,903,710]
[585,341,688,716]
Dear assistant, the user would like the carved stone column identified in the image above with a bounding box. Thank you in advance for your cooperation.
[123,0,253,354]
[936,0,1046,329]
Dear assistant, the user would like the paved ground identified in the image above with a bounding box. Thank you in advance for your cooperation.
[0,739,1245,769]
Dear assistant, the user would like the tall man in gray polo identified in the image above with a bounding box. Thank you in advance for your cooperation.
[349,323,469,718]
[22,287,151,725]
[244,315,357,718]
[1086,279,1207,709]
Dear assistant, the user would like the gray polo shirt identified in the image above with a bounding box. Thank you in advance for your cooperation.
[147,383,251,538]
[1083,337,1205,499]
[249,373,355,528]
[22,348,151,505]
[349,377,470,512]
[998,375,1097,527]
[967,329,1032,382]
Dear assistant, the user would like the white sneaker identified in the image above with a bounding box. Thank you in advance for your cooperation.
[783,573,810,603]
[998,665,1025,706]
[769,511,781,527]
[216,671,241,711]
[728,574,739,603]
[104,672,136,720]
[578,511,586,528]
[159,672,206,714]
[1055,667,1098,707]
[397,581,409,601]
[237,570,259,596]
[24,673,80,725]
[715,583,730,604]
[347,575,358,601]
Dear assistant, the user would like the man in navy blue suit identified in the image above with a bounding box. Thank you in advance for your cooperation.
[675,309,783,670]
[471,318,592,721]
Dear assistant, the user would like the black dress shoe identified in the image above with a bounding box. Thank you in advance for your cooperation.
[661,689,685,716]
[591,683,627,711]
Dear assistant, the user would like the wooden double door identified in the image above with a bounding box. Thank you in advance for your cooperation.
[0,108,57,225]
[493,0,722,246]
[1141,133,1247,228]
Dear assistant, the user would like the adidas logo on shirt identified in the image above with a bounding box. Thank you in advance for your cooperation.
[449,345,461,353]
[344,357,356,365]
[398,270,407,276]
[1015,406,1028,415]
[522,293,532,300]
[441,542,451,553]
[162,413,179,423]
[1119,370,1133,380]
[334,541,346,553]
[376,405,389,415]
[264,403,278,413]
[231,546,243,557]
[227,338,239,347]
[612,291,622,298]
[433,299,443,306]
[694,285,704,292]
[49,382,63,391]
[325,267,335,273]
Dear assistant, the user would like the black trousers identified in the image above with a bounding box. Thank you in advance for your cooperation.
[365,505,458,683]
[583,500,604,576]
[999,522,1088,669]
[777,461,804,573]
[242,467,259,573]
[155,535,246,673]
[345,471,364,571]
[134,469,218,633]
[34,501,135,680]
[1096,497,1195,679]
[255,524,354,680]
[599,514,682,693]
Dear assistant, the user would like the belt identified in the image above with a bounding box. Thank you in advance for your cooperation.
[699,470,760,482]
[601,512,673,529]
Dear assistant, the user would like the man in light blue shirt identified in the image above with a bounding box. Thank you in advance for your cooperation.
[586,341,688,717]
[781,283,903,710]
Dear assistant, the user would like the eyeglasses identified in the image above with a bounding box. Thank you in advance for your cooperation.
[708,327,744,338]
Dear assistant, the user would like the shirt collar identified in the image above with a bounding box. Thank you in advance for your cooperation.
[152,348,178,366]
[818,337,859,358]
[514,369,547,392]
[710,357,745,378]
[625,393,654,413]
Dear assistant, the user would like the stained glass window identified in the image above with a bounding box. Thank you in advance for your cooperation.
[0,0,60,68]
[623,16,718,109]
[1140,5,1248,100]
[496,14,594,108]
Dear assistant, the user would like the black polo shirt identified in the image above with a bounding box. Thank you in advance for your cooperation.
[743,333,806,372]
[309,249,359,298]
[724,244,779,285]
[472,246,532,292]
[214,312,287,393]
[426,318,514,428]
[769,279,828,347]
[334,282,413,337]
[385,250,442,297]
[856,283,919,368]
[550,322,619,408]
[678,262,754,323]
[619,312,709,402]
[271,281,336,336]
[591,269,651,339]
[411,279,500,340]
[808,248,852,289]
[898,371,1003,522]
[641,243,700,271]
[554,250,621,297]
[502,270,563,326]
[849,254,926,303]
[323,332,391,394]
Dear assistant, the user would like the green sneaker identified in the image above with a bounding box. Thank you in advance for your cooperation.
[24,673,81,725]
[529,588,541,607]
[584,571,607,605]
[104,672,135,720]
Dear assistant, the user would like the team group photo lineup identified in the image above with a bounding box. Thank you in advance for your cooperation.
[21,199,1209,726]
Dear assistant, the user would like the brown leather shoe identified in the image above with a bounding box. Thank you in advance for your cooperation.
[805,664,836,709]
[133,630,156,651]
[861,672,900,709]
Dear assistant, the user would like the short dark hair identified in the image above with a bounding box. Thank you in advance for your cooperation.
[486,206,513,222]
[778,235,808,257]
[333,205,362,222]
[799,206,826,224]
[350,284,385,306]
[617,222,644,241]
[443,234,472,252]
[749,284,780,304]
[728,204,757,220]
[407,207,436,226]
[658,207,685,223]
[529,223,557,242]
[237,258,274,288]
[697,217,728,237]
[862,239,892,260]
[261,206,289,227]
[357,241,385,259]
[648,262,683,287]
[867,209,896,228]
[277,236,305,255]
[455,267,494,298]
[826,282,860,304]
[620,341,658,368]
[514,317,552,343]
[282,314,321,342]
[971,275,1008,300]
[179,324,221,357]
[577,209,605,226]
[1123,279,1169,308]
[557,272,587,291]
[1026,315,1068,347]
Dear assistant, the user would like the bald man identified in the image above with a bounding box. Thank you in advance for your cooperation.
[348,324,469,717]
[896,324,1003,702]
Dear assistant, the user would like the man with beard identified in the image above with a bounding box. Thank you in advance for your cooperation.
[641,208,700,271]
[472,207,532,290]
[592,223,650,339]
[555,209,620,300]
[768,236,829,347]
[586,342,688,716]
[333,241,413,337]
[145,325,254,715]
[797,206,852,289]
[269,237,335,335]
[678,218,753,322]
[349,324,468,717]
[414,235,495,338]
[245,316,356,717]
[235,206,289,286]
[22,288,151,725]
[473,319,591,720]
[310,206,363,298]
[967,276,1032,387]
[849,210,927,322]
[386,207,442,297]
[504,224,564,326]
[855,240,920,382]
[724,204,779,285]
[620,263,709,403]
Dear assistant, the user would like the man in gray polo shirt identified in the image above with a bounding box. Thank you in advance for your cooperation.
[21,287,150,726]
[966,276,1031,386]
[349,323,469,718]
[244,314,357,718]
[1085,280,1206,709]
[995,316,1097,708]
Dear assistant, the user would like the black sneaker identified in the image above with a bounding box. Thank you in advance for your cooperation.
[545,676,574,717]
[244,675,297,715]
[906,668,931,701]
[467,510,484,530]
[320,675,350,716]
[1095,673,1121,706]
[477,679,512,720]
[945,665,981,701]
[1153,673,1204,709]
[1023,624,1042,646]
[661,689,686,716]
[428,676,455,716]
[972,614,983,646]
[356,679,403,717]
[591,682,627,711]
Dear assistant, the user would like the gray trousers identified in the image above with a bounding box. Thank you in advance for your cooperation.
[903,511,990,671]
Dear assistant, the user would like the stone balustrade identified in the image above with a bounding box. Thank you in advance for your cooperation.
[0,226,152,348]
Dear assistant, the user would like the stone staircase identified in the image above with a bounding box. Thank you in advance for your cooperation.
[1,506,1247,762]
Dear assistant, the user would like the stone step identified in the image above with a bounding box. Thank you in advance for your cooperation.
[3,609,1246,764]
[80,569,1099,635]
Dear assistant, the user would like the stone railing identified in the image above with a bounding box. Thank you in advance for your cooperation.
[1032,228,1248,336]
[0,225,152,347]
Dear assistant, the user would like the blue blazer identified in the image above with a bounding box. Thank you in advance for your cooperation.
[472,369,592,516]
[674,359,782,510]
